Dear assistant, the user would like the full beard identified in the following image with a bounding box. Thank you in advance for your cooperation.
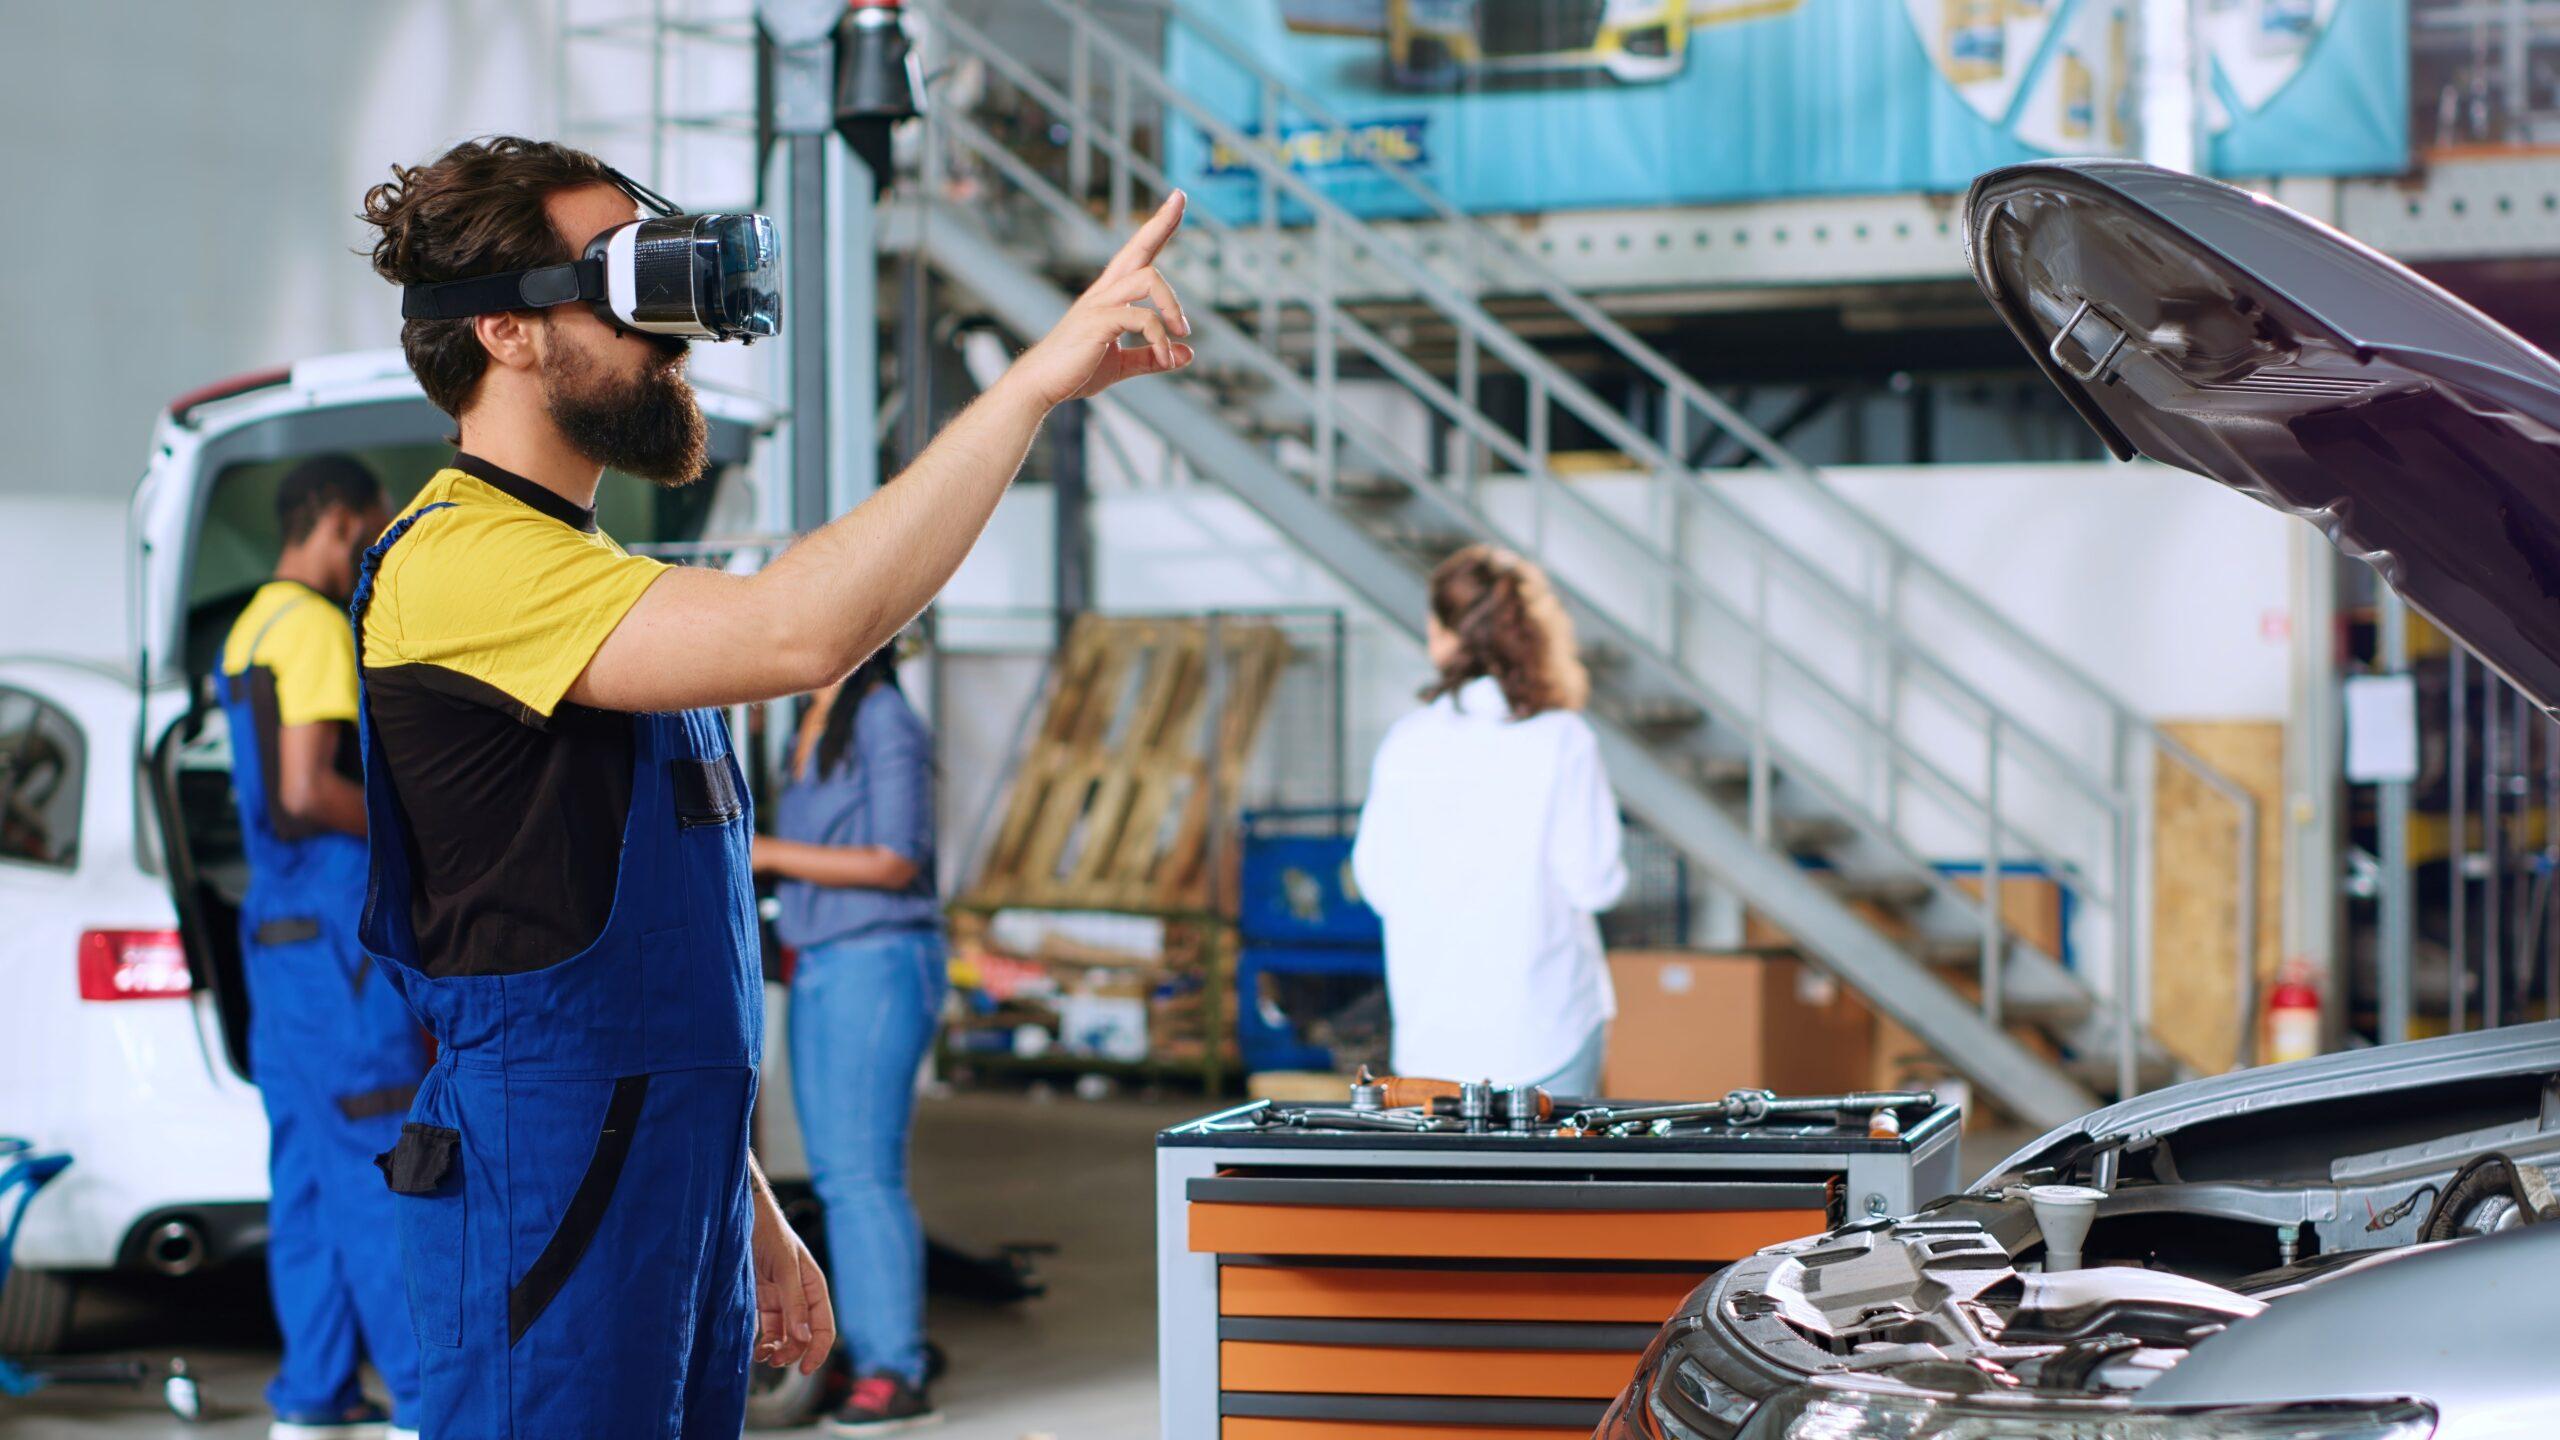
[541,331,710,487]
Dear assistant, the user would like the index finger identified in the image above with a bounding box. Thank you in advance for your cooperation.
[1100,190,1186,282]
[798,1255,837,1374]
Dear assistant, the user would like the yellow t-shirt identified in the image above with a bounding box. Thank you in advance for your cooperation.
[222,580,358,726]
[361,469,667,724]
[357,458,669,979]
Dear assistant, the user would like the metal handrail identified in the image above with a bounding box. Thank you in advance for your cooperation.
[942,101,2115,913]
[935,0,2131,964]
[924,0,2258,1089]
[1095,0,2211,718]
[1061,0,2260,959]
[941,6,2132,838]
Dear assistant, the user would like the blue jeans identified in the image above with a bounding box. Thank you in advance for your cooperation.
[1529,1022,1608,1099]
[788,928,949,1387]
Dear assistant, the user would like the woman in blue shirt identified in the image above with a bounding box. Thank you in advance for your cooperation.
[752,649,946,1433]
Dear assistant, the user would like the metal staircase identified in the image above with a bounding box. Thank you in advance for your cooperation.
[909,0,2266,1131]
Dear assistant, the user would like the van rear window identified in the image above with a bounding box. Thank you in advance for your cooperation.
[183,428,744,682]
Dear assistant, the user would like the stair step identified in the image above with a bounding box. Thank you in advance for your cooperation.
[1328,470,1410,505]
[1618,697,1709,733]
[1370,520,1473,557]
[1191,363,1274,397]
[1773,814,1855,854]
[1914,932,2013,968]
[1684,754,1754,789]
[1211,404,1304,441]
[1991,992,2094,1028]
[1816,872,1934,910]
[2064,1050,2183,1095]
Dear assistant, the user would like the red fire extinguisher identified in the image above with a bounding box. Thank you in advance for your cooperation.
[2263,958,2322,1065]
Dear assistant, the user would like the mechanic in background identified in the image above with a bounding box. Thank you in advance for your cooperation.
[216,455,427,1440]
[1352,544,1627,1097]
[752,644,945,1432]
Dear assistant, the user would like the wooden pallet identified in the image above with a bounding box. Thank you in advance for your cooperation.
[964,615,1292,913]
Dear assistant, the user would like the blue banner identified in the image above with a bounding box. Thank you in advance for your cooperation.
[2203,0,2408,176]
[1164,0,2408,221]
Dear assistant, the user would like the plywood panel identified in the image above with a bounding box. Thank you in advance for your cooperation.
[2151,720,2285,1075]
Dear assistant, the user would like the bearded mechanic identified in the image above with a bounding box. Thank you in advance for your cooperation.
[351,136,1193,1438]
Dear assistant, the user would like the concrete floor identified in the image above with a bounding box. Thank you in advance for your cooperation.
[5,1089,1192,1440]
[5,1090,2034,1440]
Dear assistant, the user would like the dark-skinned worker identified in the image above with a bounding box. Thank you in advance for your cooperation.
[351,136,1192,1438]
[215,455,426,1440]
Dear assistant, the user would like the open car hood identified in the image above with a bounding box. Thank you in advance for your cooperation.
[1966,159,2560,710]
[1982,1018,2560,1183]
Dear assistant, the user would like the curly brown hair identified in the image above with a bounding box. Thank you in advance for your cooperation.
[358,136,620,419]
[1422,545,1589,720]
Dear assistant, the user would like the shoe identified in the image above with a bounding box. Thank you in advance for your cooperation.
[826,1374,940,1435]
[270,1402,391,1438]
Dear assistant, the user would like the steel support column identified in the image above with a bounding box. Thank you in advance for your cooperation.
[2377,587,2415,1045]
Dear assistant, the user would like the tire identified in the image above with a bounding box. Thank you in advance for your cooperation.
[744,1345,844,1431]
[743,1362,821,1431]
[0,1266,77,1355]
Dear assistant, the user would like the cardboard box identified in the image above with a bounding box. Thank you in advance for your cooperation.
[1602,950,1874,1100]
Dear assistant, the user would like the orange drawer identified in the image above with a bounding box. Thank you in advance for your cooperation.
[1220,1265,1702,1322]
[1219,1341,1641,1399]
[1224,1422,1591,1440]
[1189,1204,1822,1262]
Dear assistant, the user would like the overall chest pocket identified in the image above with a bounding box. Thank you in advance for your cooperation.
[672,756,743,829]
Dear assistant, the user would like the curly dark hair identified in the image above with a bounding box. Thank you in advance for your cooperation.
[1421,544,1589,720]
[358,136,620,419]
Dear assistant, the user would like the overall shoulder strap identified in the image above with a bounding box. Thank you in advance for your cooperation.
[349,501,459,638]
[241,591,314,672]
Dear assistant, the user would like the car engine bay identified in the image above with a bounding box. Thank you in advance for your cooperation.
[1643,1067,2560,1435]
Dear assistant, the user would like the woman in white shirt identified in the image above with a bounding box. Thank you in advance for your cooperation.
[1351,545,1628,1095]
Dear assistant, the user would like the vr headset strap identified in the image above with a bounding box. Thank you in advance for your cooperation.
[400,258,608,321]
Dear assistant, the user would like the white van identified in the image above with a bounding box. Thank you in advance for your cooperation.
[0,352,798,1360]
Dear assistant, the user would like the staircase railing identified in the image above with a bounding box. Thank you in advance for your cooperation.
[919,0,2259,1096]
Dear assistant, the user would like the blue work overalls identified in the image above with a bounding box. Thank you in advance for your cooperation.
[351,505,764,1439]
[216,593,428,1429]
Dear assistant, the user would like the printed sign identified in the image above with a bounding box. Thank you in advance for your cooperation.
[1165,0,2409,220]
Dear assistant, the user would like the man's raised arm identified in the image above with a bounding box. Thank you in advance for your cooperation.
[568,192,1194,714]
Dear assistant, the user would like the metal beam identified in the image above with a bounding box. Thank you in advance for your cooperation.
[786,133,830,533]
[2378,585,2415,1045]
[1051,399,1092,649]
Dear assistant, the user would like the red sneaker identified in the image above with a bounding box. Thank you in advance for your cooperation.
[826,1374,940,1435]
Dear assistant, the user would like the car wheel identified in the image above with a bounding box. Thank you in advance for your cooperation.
[0,1266,77,1355]
[744,1345,844,1431]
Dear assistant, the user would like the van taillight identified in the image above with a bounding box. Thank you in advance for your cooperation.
[78,930,192,1000]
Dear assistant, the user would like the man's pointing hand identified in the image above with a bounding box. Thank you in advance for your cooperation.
[1007,190,1195,409]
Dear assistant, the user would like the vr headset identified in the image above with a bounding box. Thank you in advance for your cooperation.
[400,169,780,342]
